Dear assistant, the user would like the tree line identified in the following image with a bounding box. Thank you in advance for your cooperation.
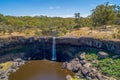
[75,2,120,28]
[0,2,120,36]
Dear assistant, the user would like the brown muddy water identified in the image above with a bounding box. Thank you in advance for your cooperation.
[9,60,74,80]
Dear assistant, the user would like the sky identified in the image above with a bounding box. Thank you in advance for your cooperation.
[0,0,119,17]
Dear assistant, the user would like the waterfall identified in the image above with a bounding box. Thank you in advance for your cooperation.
[43,40,46,59]
[52,37,56,60]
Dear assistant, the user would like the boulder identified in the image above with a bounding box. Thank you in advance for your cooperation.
[76,63,82,69]
[71,59,80,64]
[75,71,83,78]
[14,58,22,62]
[83,63,91,69]
[66,75,72,80]
[62,62,68,68]
[67,63,79,72]
[86,76,92,80]
[96,73,103,80]
[92,60,98,64]
[80,60,87,65]
[97,51,109,58]
[81,67,89,76]
[79,52,86,60]
[67,63,73,71]
[74,58,79,62]
[88,72,97,79]
[10,69,16,73]
[91,68,97,73]
[66,60,80,72]
[112,55,120,59]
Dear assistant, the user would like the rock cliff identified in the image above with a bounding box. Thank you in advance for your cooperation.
[0,36,120,62]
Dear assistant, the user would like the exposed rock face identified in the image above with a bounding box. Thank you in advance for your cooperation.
[112,55,120,59]
[63,53,113,80]
[56,37,120,55]
[66,75,72,80]
[0,36,120,62]
[0,36,120,54]
[79,52,86,60]
[97,51,109,59]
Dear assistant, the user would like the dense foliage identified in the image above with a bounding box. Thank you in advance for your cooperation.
[0,15,76,36]
[91,2,118,27]
[0,2,120,36]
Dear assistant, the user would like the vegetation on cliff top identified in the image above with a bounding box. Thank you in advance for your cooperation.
[0,2,120,39]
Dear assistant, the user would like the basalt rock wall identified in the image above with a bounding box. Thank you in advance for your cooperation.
[0,36,120,62]
[55,37,120,54]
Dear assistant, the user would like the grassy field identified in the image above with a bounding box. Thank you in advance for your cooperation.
[0,27,119,40]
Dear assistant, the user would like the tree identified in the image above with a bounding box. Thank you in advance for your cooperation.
[74,13,81,28]
[91,2,117,27]
[0,14,4,24]
[114,5,120,25]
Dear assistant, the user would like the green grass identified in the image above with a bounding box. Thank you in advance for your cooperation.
[97,58,120,79]
[77,51,120,79]
[85,53,98,61]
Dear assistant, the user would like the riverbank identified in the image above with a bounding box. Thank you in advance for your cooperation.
[0,58,25,80]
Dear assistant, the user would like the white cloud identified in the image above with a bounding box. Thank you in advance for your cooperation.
[81,13,90,17]
[48,6,61,10]
[49,7,54,10]
[48,14,73,18]
[29,13,47,17]
[59,14,73,18]
[109,4,114,6]
[29,13,90,18]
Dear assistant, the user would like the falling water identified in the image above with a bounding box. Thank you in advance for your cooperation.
[43,40,46,59]
[52,37,56,60]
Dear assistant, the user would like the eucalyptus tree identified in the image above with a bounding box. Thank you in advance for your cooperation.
[114,5,120,25]
[91,2,117,27]
[74,13,81,28]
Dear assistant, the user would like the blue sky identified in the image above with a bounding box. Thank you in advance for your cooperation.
[0,0,119,17]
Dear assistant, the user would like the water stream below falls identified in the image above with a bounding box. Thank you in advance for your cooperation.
[9,60,74,80]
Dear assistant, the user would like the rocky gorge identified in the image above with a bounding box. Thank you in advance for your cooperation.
[63,53,116,80]
[0,36,120,63]
[0,36,120,80]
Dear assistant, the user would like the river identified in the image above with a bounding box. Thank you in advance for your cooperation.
[9,60,74,80]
